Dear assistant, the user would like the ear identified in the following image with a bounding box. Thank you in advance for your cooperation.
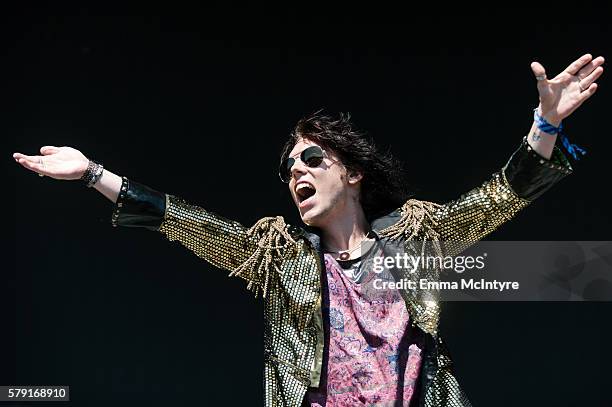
[347,169,363,184]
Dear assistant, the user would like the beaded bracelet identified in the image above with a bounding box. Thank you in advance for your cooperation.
[533,108,586,160]
[80,160,104,187]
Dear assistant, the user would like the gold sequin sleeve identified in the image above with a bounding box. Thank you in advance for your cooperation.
[111,179,299,293]
[434,136,573,254]
[111,178,257,277]
[158,195,257,273]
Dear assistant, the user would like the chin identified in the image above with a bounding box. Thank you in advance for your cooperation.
[297,207,315,226]
[300,213,318,227]
[299,207,329,228]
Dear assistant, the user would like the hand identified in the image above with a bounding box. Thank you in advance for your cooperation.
[13,146,89,180]
[531,53,605,126]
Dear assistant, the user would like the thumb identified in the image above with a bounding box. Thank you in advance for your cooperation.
[40,146,60,155]
[530,61,547,81]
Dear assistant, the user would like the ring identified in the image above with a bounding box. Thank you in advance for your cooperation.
[536,74,547,81]
[578,80,585,92]
[38,157,45,177]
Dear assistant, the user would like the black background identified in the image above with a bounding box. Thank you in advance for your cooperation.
[6,4,612,406]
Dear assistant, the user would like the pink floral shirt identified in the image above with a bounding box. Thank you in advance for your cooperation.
[304,253,422,406]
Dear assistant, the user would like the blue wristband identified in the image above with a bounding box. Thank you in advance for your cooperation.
[533,108,586,160]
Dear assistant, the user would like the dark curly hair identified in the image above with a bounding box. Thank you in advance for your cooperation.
[280,111,411,221]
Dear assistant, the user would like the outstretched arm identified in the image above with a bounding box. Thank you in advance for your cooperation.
[435,53,604,251]
[12,147,270,292]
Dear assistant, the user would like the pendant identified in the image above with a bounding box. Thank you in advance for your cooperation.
[338,251,350,261]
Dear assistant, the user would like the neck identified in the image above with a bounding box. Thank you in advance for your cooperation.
[320,202,370,253]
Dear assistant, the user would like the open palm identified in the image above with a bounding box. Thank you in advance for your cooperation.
[13,146,89,180]
[531,53,604,126]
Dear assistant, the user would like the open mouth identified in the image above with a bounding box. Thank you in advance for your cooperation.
[295,182,316,206]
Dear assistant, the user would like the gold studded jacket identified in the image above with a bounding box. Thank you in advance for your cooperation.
[112,136,572,406]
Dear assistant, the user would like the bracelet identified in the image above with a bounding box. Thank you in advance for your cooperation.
[533,108,562,135]
[80,160,104,187]
[533,108,586,160]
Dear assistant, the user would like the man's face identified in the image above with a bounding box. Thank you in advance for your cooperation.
[286,138,359,227]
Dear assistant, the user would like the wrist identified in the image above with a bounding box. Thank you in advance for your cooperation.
[80,160,104,187]
[76,160,89,179]
[537,106,562,128]
[527,122,555,160]
[533,106,587,161]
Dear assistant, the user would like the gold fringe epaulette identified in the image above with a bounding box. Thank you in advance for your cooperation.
[378,199,443,241]
[229,216,298,298]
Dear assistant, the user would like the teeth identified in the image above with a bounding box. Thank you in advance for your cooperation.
[296,183,313,191]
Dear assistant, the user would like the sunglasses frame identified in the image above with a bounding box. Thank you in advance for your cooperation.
[279,145,328,183]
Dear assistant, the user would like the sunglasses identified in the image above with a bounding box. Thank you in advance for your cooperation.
[279,145,327,183]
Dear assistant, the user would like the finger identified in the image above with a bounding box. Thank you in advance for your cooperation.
[13,153,43,164]
[564,53,593,75]
[577,56,605,79]
[580,66,604,89]
[578,82,598,103]
[530,61,547,80]
[40,146,60,155]
[15,157,49,176]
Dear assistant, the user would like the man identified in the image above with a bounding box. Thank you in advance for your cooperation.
[13,54,605,406]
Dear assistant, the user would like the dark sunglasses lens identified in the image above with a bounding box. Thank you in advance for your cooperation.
[302,146,324,168]
[279,157,295,182]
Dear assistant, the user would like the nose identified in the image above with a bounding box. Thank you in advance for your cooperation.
[290,158,308,180]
